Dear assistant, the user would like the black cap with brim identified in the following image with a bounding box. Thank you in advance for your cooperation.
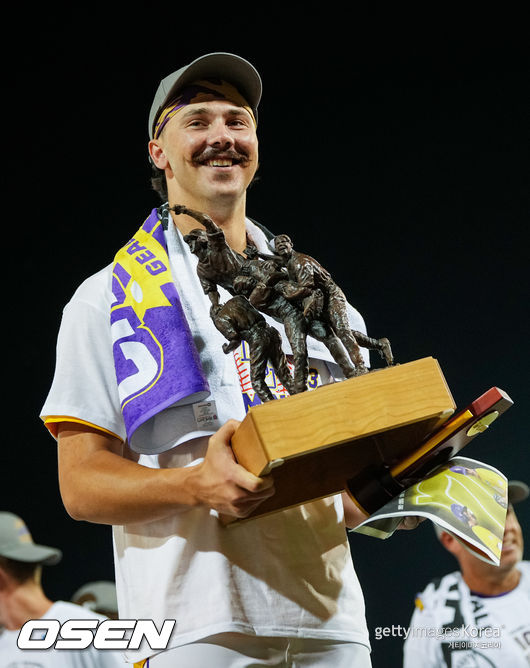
[148,52,262,140]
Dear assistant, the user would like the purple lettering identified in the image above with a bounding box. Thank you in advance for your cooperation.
[146,260,167,276]
[127,240,147,255]
[136,250,156,265]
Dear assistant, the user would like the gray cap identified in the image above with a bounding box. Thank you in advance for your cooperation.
[72,580,118,615]
[0,512,62,565]
[508,480,529,505]
[148,52,262,139]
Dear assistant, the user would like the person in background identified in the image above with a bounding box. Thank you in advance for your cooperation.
[403,479,529,667]
[72,580,119,620]
[0,511,124,666]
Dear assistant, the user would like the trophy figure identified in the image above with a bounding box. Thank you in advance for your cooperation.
[172,204,394,399]
[170,205,513,525]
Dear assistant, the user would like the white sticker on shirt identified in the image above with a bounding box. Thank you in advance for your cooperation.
[192,400,222,430]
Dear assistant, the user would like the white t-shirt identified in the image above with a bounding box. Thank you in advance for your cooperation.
[41,216,371,663]
[403,562,530,667]
[0,601,125,667]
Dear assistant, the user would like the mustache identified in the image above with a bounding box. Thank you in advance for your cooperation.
[192,147,250,164]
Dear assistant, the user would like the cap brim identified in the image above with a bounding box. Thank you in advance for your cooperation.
[149,52,262,139]
[508,480,529,505]
[72,581,118,614]
[1,543,62,566]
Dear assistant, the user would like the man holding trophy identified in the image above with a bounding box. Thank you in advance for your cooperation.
[41,52,417,667]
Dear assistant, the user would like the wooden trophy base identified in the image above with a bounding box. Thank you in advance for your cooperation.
[229,357,457,521]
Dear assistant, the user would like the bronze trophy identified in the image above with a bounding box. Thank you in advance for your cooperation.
[172,205,513,521]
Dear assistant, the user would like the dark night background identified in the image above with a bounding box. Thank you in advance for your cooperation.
[3,8,529,667]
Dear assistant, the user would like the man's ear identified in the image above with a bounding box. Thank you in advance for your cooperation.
[0,565,9,591]
[439,530,458,555]
[148,140,169,169]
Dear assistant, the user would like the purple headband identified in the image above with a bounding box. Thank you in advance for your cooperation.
[153,79,256,139]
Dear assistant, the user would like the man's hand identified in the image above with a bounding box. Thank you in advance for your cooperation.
[57,420,274,526]
[189,420,275,518]
[397,516,425,530]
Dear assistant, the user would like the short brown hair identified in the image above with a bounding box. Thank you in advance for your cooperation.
[0,556,39,584]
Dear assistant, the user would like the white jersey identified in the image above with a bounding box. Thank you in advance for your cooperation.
[41,214,371,664]
[0,601,125,667]
[403,562,530,667]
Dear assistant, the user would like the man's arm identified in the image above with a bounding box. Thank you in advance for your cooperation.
[342,492,369,528]
[341,492,424,531]
[57,420,275,525]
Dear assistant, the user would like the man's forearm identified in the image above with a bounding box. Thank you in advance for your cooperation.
[341,492,369,529]
[57,421,275,526]
[58,425,203,525]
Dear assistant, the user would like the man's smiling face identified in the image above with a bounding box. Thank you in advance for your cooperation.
[154,99,259,207]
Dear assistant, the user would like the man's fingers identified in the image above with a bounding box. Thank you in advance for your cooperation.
[398,516,425,530]
[212,419,274,493]
[216,418,241,442]
[230,491,275,518]
[239,472,275,494]
[201,419,277,518]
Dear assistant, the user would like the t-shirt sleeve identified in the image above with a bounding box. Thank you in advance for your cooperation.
[40,293,126,442]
